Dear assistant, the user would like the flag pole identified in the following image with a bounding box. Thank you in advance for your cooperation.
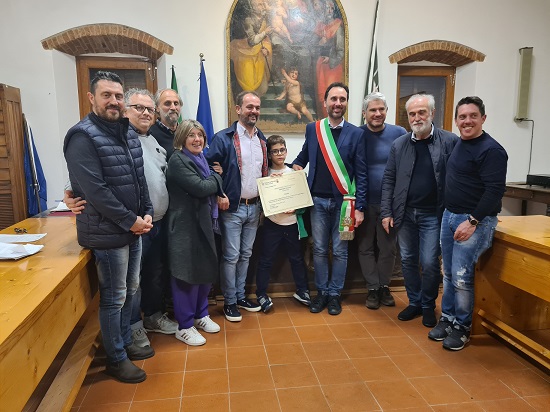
[362,0,380,124]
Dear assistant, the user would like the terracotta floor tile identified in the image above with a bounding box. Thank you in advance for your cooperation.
[329,322,370,340]
[183,369,229,396]
[80,375,137,405]
[468,336,527,371]
[222,312,260,330]
[133,372,183,401]
[339,337,385,358]
[524,394,550,411]
[321,308,359,324]
[350,306,392,322]
[271,363,318,388]
[200,330,227,349]
[452,371,518,401]
[265,342,309,365]
[229,390,280,412]
[311,359,363,385]
[226,328,263,347]
[261,326,300,345]
[475,397,537,411]
[431,404,485,412]
[229,365,274,392]
[391,353,446,378]
[367,379,428,410]
[142,351,186,374]
[257,312,292,329]
[79,403,131,412]
[149,333,186,352]
[227,345,268,368]
[321,382,379,412]
[497,369,550,396]
[410,376,471,405]
[277,386,331,411]
[73,372,97,407]
[351,356,405,382]
[362,319,408,338]
[185,347,227,371]
[375,335,423,356]
[422,342,493,375]
[302,340,348,361]
[295,324,336,342]
[290,311,328,326]
[130,398,181,411]
[181,393,229,411]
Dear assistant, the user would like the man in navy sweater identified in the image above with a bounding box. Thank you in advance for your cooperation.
[428,96,507,351]
[357,92,406,310]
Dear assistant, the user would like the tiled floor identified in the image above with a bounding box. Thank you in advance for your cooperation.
[72,291,550,411]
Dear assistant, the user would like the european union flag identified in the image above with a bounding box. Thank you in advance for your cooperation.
[197,60,214,153]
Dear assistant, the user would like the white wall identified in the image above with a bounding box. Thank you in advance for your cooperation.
[1,0,549,208]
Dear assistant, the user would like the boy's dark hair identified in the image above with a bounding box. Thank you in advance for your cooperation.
[455,96,485,118]
[90,71,123,94]
[324,82,349,101]
[267,134,286,152]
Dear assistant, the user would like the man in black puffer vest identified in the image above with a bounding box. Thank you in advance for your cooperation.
[63,71,155,384]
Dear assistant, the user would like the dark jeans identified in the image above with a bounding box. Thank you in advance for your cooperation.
[255,218,309,296]
[130,219,167,324]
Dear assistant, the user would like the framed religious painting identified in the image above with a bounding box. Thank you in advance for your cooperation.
[226,0,349,133]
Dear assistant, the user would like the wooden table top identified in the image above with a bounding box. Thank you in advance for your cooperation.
[0,216,91,347]
[495,215,550,256]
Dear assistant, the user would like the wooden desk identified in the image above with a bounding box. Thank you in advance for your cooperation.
[0,216,98,412]
[473,215,550,369]
[505,182,550,215]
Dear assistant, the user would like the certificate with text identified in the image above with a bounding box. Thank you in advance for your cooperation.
[257,170,313,217]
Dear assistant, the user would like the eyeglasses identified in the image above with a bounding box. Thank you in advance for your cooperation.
[14,227,28,233]
[128,104,155,114]
[270,148,287,155]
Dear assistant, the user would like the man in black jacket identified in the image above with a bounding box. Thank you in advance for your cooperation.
[380,94,458,328]
[149,88,182,158]
[64,72,154,383]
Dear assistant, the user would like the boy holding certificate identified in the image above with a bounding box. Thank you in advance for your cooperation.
[255,135,310,313]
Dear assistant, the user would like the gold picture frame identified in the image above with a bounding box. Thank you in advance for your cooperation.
[226,0,349,133]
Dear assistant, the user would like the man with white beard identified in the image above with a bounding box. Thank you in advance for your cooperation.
[380,94,458,329]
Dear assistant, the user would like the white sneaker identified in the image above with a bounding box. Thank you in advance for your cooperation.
[143,312,178,334]
[175,326,206,346]
[194,315,221,333]
[131,326,151,348]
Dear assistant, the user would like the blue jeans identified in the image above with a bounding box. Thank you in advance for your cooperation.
[220,203,261,305]
[93,237,142,363]
[130,221,165,324]
[397,207,441,309]
[310,197,348,296]
[440,210,497,329]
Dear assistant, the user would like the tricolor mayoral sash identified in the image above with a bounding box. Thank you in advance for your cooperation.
[315,118,356,240]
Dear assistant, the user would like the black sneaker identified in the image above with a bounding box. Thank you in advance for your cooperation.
[378,286,395,307]
[327,295,342,315]
[397,305,422,321]
[365,288,380,310]
[293,290,311,306]
[442,324,471,351]
[422,308,437,327]
[224,304,242,322]
[310,293,329,313]
[428,317,454,341]
[237,298,261,312]
[124,342,155,360]
[257,295,273,313]
[105,358,146,384]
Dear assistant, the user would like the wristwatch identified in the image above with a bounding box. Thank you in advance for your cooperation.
[468,215,479,226]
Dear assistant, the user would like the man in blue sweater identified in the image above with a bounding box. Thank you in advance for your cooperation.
[428,96,507,351]
[357,92,406,310]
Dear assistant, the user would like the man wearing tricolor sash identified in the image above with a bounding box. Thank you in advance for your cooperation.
[292,82,367,316]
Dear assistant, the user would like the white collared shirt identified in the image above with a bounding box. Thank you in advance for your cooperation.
[237,122,263,199]
[411,124,435,141]
[329,118,345,129]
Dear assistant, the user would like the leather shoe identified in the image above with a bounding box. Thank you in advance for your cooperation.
[397,305,422,321]
[105,358,146,383]
[310,293,329,313]
[422,308,437,327]
[125,342,155,360]
[327,295,342,315]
